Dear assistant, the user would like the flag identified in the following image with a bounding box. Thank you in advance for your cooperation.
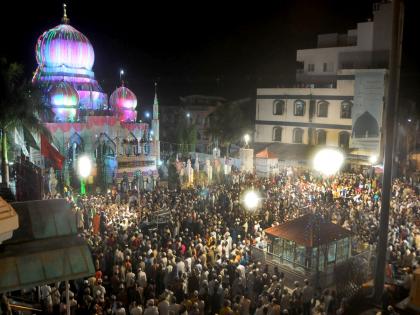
[41,134,65,170]
[14,128,29,156]
[23,126,39,150]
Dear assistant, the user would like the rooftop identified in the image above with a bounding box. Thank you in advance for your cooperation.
[264,214,352,247]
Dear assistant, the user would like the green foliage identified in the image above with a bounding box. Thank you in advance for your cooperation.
[0,58,50,185]
[207,98,253,156]
[167,156,180,190]
[176,120,197,154]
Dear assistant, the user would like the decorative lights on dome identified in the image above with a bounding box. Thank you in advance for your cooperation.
[49,81,79,121]
[35,4,94,70]
[36,24,95,70]
[109,84,138,122]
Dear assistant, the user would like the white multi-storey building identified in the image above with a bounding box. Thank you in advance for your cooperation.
[255,1,392,163]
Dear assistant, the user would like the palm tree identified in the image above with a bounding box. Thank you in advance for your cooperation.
[0,58,49,187]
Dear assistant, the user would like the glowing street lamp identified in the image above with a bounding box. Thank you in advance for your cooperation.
[243,190,259,211]
[244,134,250,147]
[369,155,378,164]
[78,155,92,195]
[313,148,344,176]
[145,112,150,118]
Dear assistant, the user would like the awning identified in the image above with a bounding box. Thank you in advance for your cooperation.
[0,199,95,293]
[0,237,94,293]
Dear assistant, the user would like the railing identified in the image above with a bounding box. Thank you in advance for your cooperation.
[251,245,374,289]
[251,246,311,274]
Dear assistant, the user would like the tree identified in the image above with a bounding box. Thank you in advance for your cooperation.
[207,98,253,157]
[176,113,197,155]
[167,156,180,190]
[0,58,49,187]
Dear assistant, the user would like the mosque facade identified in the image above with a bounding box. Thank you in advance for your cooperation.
[31,5,160,193]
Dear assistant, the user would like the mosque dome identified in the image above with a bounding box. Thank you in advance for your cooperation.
[49,81,79,121]
[109,85,138,122]
[109,86,137,110]
[36,24,95,70]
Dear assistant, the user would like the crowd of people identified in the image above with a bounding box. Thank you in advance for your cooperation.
[5,168,420,315]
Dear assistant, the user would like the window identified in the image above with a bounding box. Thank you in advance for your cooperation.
[273,127,282,142]
[294,100,305,116]
[338,132,350,149]
[308,64,315,72]
[317,101,329,117]
[273,100,285,115]
[323,63,328,72]
[293,128,304,144]
[341,101,352,119]
[336,238,350,263]
[328,242,337,263]
[316,129,326,145]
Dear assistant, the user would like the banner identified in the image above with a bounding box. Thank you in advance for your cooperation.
[41,134,65,170]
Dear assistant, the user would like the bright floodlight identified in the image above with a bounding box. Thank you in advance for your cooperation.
[244,190,259,210]
[313,148,344,176]
[186,112,191,118]
[369,155,378,164]
[244,134,250,146]
[120,69,124,75]
[145,112,150,118]
[78,155,92,178]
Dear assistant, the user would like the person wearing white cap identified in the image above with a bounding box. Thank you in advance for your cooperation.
[143,299,158,315]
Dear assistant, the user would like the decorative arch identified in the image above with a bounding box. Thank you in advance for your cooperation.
[353,111,379,138]
[95,132,116,157]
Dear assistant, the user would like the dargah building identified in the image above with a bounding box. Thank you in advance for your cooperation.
[30,4,160,193]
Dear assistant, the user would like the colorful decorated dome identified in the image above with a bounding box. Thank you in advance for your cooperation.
[109,85,138,122]
[49,81,79,121]
[36,24,95,70]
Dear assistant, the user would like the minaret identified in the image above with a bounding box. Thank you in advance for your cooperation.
[152,82,160,164]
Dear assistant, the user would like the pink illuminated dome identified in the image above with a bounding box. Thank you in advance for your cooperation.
[36,23,95,70]
[49,81,79,121]
[109,85,138,122]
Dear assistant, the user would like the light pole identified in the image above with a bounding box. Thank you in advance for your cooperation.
[78,155,92,195]
[312,148,344,289]
[373,0,404,302]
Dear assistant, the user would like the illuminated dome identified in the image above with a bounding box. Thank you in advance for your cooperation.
[49,81,79,121]
[109,85,138,122]
[36,24,95,70]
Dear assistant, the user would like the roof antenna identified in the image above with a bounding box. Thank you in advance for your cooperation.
[62,3,70,24]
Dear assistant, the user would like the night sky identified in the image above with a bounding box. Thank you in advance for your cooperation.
[1,0,418,110]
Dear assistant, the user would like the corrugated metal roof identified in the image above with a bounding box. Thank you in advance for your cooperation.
[0,199,94,293]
